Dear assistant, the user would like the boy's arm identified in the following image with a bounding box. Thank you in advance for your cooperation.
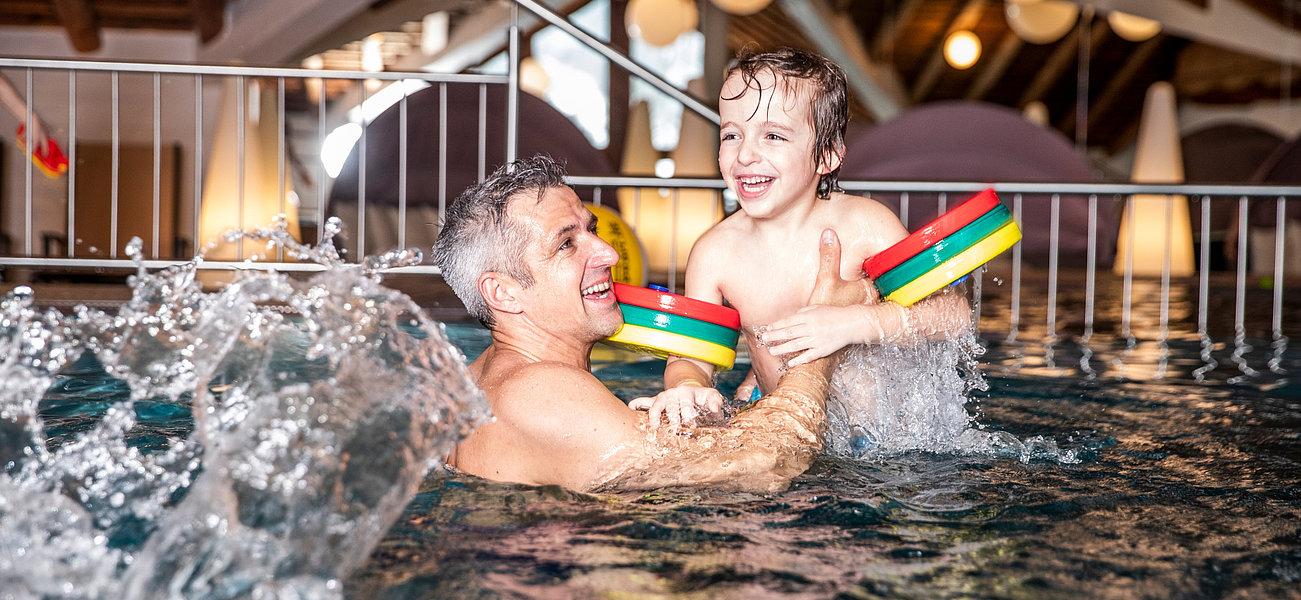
[630,232,729,429]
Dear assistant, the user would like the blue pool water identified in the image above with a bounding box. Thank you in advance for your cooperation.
[15,274,1301,598]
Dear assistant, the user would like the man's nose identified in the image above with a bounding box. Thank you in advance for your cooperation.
[589,234,619,268]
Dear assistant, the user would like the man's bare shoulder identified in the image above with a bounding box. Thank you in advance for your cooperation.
[492,361,638,432]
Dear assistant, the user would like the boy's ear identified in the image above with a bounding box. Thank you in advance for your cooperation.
[479,271,525,317]
[818,143,846,175]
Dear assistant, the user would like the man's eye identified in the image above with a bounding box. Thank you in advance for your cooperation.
[560,238,573,250]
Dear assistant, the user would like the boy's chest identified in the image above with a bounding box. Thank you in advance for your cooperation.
[718,235,869,330]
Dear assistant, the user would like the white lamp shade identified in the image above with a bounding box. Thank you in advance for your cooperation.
[1005,0,1079,45]
[1107,11,1161,42]
[626,0,698,47]
[1113,82,1194,277]
[710,0,773,16]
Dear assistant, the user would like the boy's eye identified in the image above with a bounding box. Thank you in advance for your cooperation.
[766,133,787,141]
[721,132,739,141]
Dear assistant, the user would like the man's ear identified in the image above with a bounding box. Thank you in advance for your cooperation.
[818,143,846,175]
[479,271,524,317]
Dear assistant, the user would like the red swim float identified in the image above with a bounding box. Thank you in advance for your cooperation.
[612,283,741,330]
[863,188,1001,279]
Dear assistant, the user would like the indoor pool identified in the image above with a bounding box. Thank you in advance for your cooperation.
[4,248,1299,598]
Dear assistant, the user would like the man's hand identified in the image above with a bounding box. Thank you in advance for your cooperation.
[759,229,869,367]
[629,382,725,433]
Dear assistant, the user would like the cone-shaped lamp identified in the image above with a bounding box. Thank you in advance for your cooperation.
[1113,82,1194,277]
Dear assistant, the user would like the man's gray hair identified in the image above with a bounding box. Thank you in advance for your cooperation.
[433,154,568,326]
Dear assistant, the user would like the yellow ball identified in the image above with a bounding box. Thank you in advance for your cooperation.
[587,203,649,287]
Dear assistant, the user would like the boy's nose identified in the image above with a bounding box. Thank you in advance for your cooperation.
[736,137,759,165]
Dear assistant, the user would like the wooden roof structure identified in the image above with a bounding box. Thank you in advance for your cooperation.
[0,0,228,52]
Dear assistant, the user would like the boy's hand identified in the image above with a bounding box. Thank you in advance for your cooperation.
[629,382,725,433]
[761,304,865,367]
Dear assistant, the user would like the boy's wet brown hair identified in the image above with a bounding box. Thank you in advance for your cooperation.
[723,47,848,199]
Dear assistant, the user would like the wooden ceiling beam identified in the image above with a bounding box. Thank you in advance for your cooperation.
[911,0,989,103]
[1065,35,1164,139]
[1015,19,1108,109]
[873,0,924,60]
[966,30,1022,100]
[51,0,101,53]
[190,0,225,43]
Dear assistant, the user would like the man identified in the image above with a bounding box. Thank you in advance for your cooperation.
[433,155,866,492]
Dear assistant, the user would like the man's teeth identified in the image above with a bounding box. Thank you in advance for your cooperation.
[582,281,612,296]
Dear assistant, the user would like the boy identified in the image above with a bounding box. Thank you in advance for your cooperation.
[629,48,970,434]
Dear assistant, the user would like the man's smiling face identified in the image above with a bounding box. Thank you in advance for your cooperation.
[509,185,622,340]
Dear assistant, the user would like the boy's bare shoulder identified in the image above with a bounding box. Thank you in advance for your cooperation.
[692,212,750,260]
[830,192,903,225]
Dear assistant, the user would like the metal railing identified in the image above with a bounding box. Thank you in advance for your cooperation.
[0,56,508,273]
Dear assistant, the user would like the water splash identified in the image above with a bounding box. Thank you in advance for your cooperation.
[0,221,489,599]
[826,315,1079,464]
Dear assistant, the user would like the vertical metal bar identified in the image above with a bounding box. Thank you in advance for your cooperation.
[1272,196,1286,342]
[152,72,161,258]
[236,75,245,260]
[1047,193,1060,338]
[194,74,202,254]
[938,191,947,214]
[1008,193,1022,340]
[111,71,120,258]
[899,192,909,229]
[1266,193,1287,374]
[277,76,285,261]
[67,70,76,258]
[507,4,519,163]
[478,83,487,182]
[439,83,448,222]
[1159,194,1174,344]
[23,69,33,256]
[1198,195,1210,337]
[398,81,408,249]
[1233,195,1252,377]
[357,79,367,258]
[1121,195,1135,341]
[317,75,326,245]
[1235,195,1249,343]
[593,187,602,206]
[1084,194,1097,338]
[669,189,680,293]
[634,187,642,232]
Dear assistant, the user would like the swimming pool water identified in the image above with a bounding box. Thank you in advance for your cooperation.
[26,281,1301,599]
[324,320,1299,598]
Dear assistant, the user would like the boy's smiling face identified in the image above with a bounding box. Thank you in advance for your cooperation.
[718,69,839,220]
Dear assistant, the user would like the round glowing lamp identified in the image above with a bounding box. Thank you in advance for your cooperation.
[944,30,982,70]
[1005,0,1079,45]
[626,0,698,47]
[710,0,774,16]
[1107,11,1161,42]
